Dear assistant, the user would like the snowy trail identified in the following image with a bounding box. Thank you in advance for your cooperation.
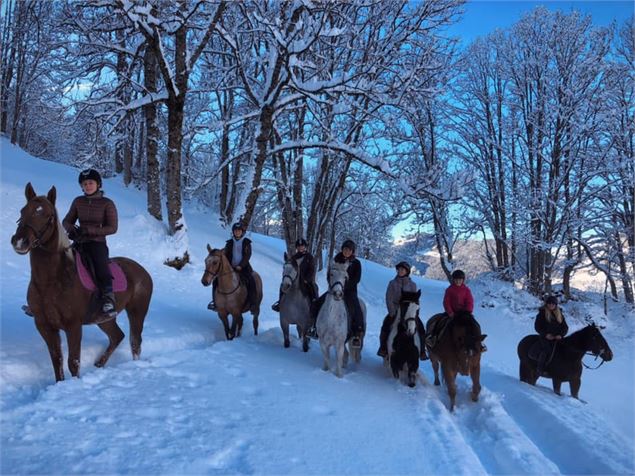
[2,139,633,475]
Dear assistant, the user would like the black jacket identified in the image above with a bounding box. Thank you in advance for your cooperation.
[224,237,253,274]
[334,252,361,295]
[292,251,316,292]
[534,307,568,338]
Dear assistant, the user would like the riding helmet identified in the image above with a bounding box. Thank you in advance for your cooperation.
[78,168,102,187]
[295,238,308,248]
[395,261,411,275]
[341,239,356,252]
[231,222,245,232]
[451,269,466,280]
[545,295,558,306]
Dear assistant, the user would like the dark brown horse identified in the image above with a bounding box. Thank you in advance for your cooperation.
[201,245,263,340]
[517,323,613,398]
[10,183,153,382]
[426,311,487,411]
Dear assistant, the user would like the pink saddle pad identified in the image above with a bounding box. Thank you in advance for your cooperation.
[76,251,127,292]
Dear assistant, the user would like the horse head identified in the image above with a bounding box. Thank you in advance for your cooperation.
[201,245,224,286]
[398,290,421,336]
[11,183,66,254]
[451,311,486,357]
[327,260,348,301]
[582,323,613,362]
[280,252,299,293]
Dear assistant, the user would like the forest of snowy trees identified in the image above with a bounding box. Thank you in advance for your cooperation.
[1,0,632,304]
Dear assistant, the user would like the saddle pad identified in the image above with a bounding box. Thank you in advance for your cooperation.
[76,252,127,292]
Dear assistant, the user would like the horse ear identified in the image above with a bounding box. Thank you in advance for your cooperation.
[25,182,36,201]
[480,334,487,341]
[207,244,212,253]
[47,186,56,206]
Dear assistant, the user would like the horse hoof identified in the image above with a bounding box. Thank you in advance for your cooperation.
[408,382,416,388]
[284,340,290,348]
[434,379,440,386]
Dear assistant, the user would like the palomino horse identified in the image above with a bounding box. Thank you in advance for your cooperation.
[426,311,487,411]
[317,260,367,378]
[279,254,312,351]
[386,290,422,388]
[201,245,263,340]
[10,183,153,382]
[517,323,613,398]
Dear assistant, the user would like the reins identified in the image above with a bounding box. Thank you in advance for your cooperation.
[17,214,55,249]
[582,353,606,370]
[206,253,243,296]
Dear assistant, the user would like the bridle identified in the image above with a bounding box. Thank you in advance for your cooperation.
[204,252,242,296]
[281,263,299,291]
[16,212,55,250]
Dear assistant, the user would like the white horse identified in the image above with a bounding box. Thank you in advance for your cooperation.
[279,253,312,352]
[317,260,367,378]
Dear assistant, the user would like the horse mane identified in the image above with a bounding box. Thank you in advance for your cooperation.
[37,195,73,261]
[452,310,480,335]
[400,290,420,303]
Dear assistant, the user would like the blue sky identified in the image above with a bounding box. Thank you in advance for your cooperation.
[391,0,633,242]
[451,0,633,44]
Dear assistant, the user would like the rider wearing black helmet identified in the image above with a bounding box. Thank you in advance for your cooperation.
[271,238,318,312]
[208,222,256,311]
[313,239,364,346]
[377,261,427,359]
[62,168,118,323]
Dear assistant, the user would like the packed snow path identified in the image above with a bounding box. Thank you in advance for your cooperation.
[1,139,633,474]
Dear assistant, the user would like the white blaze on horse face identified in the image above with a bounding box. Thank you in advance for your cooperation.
[281,262,297,293]
[405,302,419,336]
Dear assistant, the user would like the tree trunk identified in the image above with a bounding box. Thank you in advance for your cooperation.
[143,44,161,221]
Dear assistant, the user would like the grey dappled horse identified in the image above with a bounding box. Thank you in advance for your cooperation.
[317,260,366,378]
[279,254,312,351]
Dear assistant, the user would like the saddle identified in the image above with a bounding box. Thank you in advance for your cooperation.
[425,313,450,350]
[75,249,127,292]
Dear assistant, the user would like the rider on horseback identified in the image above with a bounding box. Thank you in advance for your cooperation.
[534,295,568,375]
[271,238,318,312]
[208,222,257,311]
[377,261,427,360]
[62,168,118,323]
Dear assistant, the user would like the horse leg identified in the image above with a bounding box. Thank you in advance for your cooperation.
[302,335,310,352]
[442,364,457,411]
[125,293,150,360]
[552,379,562,396]
[281,320,290,348]
[470,359,481,402]
[252,310,259,336]
[336,343,346,378]
[235,313,243,338]
[65,324,83,377]
[320,342,330,372]
[35,320,65,382]
[431,355,441,386]
[218,312,232,340]
[570,377,581,399]
[95,320,125,368]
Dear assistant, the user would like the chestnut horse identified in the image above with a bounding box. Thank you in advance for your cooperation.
[426,311,487,411]
[517,323,613,398]
[10,183,153,382]
[201,245,263,340]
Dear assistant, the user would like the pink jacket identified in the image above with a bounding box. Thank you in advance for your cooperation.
[443,284,474,316]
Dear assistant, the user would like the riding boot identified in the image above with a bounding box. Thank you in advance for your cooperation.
[208,280,217,310]
[22,304,34,317]
[271,290,282,312]
[377,314,394,357]
[95,291,117,324]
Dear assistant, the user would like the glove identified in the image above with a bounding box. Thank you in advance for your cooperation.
[68,225,85,241]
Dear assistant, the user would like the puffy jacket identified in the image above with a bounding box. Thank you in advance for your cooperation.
[443,283,474,316]
[534,307,568,338]
[62,191,118,243]
[386,275,417,317]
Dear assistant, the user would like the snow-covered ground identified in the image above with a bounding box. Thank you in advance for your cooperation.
[1,138,634,475]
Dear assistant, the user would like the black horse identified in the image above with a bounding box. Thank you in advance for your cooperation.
[517,323,613,398]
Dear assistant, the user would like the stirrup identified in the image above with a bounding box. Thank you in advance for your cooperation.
[93,310,117,325]
[351,336,362,348]
[271,301,280,312]
[377,348,387,358]
[22,304,34,317]
[207,301,216,311]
